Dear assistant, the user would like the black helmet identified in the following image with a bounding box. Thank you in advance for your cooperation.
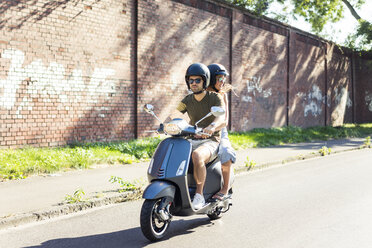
[207,63,229,89]
[185,63,210,89]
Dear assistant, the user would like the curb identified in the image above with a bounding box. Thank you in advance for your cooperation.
[1,144,369,231]
[0,190,143,230]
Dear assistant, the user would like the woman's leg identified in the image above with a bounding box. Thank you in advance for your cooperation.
[213,159,232,199]
[220,160,232,195]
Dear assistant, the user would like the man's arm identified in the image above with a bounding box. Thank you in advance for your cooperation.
[164,109,184,123]
[202,114,225,136]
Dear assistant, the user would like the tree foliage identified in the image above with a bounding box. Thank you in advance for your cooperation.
[227,0,371,51]
[229,0,278,13]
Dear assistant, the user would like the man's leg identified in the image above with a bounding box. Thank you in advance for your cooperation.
[192,146,211,195]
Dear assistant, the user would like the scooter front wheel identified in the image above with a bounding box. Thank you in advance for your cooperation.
[140,199,170,241]
[207,208,222,220]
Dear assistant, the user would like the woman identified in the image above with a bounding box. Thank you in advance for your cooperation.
[207,63,236,200]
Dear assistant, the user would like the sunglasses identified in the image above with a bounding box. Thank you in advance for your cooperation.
[188,78,202,84]
[217,77,226,83]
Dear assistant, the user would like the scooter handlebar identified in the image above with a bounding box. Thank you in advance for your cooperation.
[157,123,164,133]
[144,124,164,134]
[195,128,212,137]
[198,132,211,136]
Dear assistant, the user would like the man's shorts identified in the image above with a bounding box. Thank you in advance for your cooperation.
[189,138,219,163]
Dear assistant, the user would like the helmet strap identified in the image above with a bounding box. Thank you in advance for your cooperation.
[212,85,219,92]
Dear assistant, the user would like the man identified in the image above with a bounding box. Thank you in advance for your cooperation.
[166,63,226,210]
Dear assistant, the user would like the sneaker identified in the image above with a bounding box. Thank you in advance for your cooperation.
[192,193,205,210]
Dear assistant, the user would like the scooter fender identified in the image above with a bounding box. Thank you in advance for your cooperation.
[142,180,176,200]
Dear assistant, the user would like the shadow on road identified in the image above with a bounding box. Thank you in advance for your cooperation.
[25,217,214,248]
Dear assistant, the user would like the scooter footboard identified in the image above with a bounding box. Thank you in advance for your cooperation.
[143,180,176,199]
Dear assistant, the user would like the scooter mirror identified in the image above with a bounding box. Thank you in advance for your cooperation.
[144,104,154,113]
[143,104,162,123]
[210,106,225,117]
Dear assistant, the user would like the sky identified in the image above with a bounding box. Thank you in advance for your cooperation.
[267,0,372,48]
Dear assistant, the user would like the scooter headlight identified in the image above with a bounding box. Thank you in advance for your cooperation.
[163,119,188,135]
[164,123,182,135]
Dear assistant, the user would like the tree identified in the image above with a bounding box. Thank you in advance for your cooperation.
[227,0,372,51]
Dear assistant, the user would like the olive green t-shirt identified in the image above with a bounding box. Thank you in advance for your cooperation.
[176,91,224,142]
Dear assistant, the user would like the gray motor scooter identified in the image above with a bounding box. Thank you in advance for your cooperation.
[140,104,234,241]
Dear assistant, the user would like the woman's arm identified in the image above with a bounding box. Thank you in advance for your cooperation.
[223,93,229,125]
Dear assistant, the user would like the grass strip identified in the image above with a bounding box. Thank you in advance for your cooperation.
[0,137,162,180]
[229,123,372,149]
[1,124,372,180]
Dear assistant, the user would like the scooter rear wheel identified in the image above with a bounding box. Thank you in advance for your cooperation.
[140,199,170,241]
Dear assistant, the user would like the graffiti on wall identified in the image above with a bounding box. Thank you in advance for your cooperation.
[365,91,372,112]
[331,86,352,125]
[334,87,352,108]
[296,84,324,117]
[0,49,116,116]
[241,76,272,103]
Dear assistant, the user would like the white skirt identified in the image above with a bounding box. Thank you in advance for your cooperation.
[218,127,236,164]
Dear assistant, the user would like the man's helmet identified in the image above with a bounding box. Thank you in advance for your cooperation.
[185,63,210,90]
[207,63,229,89]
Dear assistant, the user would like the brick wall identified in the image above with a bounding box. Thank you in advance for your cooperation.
[0,0,136,147]
[137,0,231,135]
[288,32,326,127]
[326,45,353,126]
[355,57,372,123]
[231,10,287,131]
[1,0,371,148]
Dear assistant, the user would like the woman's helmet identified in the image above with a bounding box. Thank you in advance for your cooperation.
[207,63,229,89]
[185,63,210,90]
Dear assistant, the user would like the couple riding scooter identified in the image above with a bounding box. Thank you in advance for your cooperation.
[140,63,235,241]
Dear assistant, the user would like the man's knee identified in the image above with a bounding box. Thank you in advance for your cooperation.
[192,149,209,165]
[192,150,203,164]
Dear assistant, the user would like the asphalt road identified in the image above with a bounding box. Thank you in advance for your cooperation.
[1,149,372,248]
